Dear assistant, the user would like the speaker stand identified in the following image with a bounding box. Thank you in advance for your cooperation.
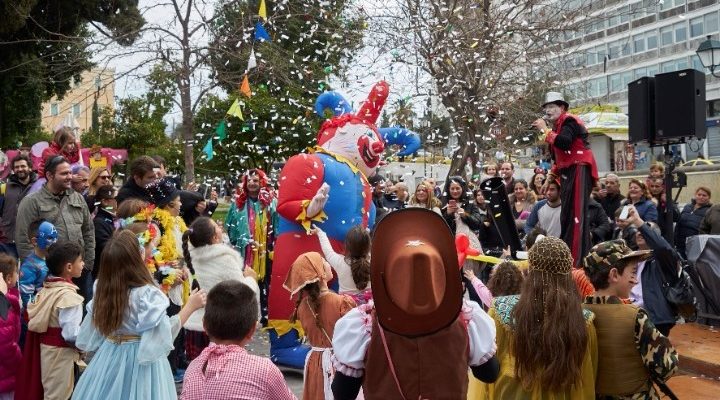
[661,143,677,243]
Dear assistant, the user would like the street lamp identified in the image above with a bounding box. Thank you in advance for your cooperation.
[696,35,720,78]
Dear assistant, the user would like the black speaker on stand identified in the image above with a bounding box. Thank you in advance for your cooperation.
[628,76,655,144]
[654,69,706,141]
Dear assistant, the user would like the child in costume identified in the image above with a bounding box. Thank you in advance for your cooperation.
[583,240,678,399]
[180,280,296,400]
[72,230,206,400]
[18,220,57,347]
[463,261,523,309]
[312,224,372,304]
[16,242,85,400]
[182,217,259,361]
[285,252,356,400]
[469,236,598,399]
[19,221,57,308]
[331,208,499,400]
[0,254,21,400]
[146,177,193,380]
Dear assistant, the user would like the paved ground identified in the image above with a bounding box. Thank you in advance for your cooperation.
[174,322,720,399]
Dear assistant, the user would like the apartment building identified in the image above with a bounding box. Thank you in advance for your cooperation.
[40,67,115,137]
[560,0,720,171]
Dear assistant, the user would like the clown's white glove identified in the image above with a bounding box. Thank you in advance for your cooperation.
[307,183,330,218]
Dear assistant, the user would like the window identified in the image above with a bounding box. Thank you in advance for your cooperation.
[608,41,621,58]
[587,51,597,66]
[597,78,608,96]
[661,60,676,73]
[706,12,719,34]
[693,55,708,73]
[50,103,58,116]
[72,103,81,117]
[621,71,634,88]
[620,5,631,23]
[596,45,607,62]
[610,74,622,93]
[675,22,687,42]
[690,16,704,38]
[608,14,620,28]
[676,57,689,70]
[634,34,646,53]
[634,67,648,79]
[621,41,632,57]
[647,64,660,76]
[647,32,658,49]
[94,76,102,89]
[660,0,673,10]
[660,26,673,46]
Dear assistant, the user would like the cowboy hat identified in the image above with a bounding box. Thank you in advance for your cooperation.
[542,91,569,109]
[371,208,462,336]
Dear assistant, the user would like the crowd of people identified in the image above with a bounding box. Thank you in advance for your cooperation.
[0,91,711,400]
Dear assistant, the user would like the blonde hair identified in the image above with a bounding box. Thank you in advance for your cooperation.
[409,181,441,209]
[88,167,110,195]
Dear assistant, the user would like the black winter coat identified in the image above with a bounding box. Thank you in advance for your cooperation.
[674,202,711,258]
[588,199,611,244]
[93,207,116,279]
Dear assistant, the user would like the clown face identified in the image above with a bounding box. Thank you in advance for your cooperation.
[320,121,385,178]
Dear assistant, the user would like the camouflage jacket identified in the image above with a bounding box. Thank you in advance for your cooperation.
[584,295,679,400]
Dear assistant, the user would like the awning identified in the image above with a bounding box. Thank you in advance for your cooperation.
[594,132,628,141]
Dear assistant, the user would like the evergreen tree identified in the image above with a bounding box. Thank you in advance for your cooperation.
[194,0,364,173]
[0,0,144,145]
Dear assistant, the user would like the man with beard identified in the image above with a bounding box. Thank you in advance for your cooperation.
[225,169,277,325]
[15,155,95,302]
[500,162,516,195]
[533,92,598,268]
[0,154,38,257]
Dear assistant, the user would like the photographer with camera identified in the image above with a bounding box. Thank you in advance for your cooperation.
[622,205,682,336]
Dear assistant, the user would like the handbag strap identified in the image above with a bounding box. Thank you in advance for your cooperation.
[305,297,332,345]
[378,324,408,400]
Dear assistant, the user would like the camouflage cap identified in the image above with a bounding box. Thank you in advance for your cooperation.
[583,239,651,273]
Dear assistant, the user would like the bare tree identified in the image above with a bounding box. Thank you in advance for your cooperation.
[361,0,621,176]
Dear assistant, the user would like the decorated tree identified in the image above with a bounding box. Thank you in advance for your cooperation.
[193,0,365,173]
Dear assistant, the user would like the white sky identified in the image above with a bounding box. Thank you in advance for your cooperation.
[91,0,435,127]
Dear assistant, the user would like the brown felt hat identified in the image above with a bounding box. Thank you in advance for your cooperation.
[371,208,462,336]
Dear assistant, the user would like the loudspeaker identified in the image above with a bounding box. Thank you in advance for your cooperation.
[628,76,655,144]
[654,69,706,141]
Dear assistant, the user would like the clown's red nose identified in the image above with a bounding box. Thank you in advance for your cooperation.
[371,141,384,155]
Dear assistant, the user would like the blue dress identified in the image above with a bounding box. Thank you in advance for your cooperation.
[72,285,180,400]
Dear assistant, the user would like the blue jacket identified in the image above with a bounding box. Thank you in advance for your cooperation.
[637,223,680,326]
[627,197,658,223]
[18,253,47,309]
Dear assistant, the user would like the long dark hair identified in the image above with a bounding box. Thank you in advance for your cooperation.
[442,176,470,205]
[344,225,371,290]
[511,269,588,391]
[181,217,217,276]
[94,230,156,336]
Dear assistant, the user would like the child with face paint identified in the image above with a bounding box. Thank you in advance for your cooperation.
[18,220,58,347]
[19,221,57,308]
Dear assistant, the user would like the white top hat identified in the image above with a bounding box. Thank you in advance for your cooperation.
[542,92,569,109]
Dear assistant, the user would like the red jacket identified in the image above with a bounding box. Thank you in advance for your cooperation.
[546,113,599,181]
[0,288,22,393]
[37,142,80,177]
